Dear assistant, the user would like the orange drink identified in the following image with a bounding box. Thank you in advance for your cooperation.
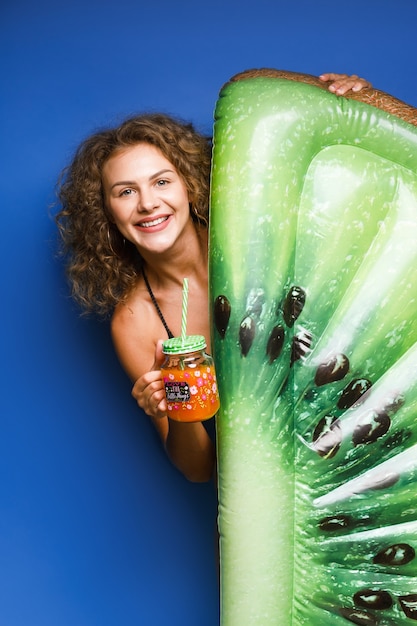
[161,335,220,423]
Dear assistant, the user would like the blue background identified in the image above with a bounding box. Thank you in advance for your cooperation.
[1,1,416,625]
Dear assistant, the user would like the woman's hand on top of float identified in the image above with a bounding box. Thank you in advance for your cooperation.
[320,72,372,95]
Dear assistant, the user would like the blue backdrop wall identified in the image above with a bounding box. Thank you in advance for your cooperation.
[1,1,416,625]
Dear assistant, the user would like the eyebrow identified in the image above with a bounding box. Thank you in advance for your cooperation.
[110,168,175,191]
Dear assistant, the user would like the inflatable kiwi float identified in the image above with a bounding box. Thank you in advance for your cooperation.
[209,69,417,625]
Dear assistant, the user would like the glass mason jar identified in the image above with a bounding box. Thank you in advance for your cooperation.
[161,335,220,422]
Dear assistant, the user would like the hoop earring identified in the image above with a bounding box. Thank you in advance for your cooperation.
[107,225,119,256]
[189,202,199,219]
[190,203,207,227]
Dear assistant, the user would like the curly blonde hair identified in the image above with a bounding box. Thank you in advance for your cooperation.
[55,113,212,317]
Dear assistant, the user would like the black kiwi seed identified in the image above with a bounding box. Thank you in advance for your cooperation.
[337,378,372,410]
[353,588,393,610]
[282,286,306,327]
[373,543,415,566]
[319,514,355,532]
[291,330,313,365]
[315,354,350,387]
[312,415,342,458]
[239,316,256,357]
[352,410,391,446]
[214,295,231,338]
[399,594,417,620]
[266,325,285,363]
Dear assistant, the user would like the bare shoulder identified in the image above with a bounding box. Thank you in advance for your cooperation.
[111,285,161,382]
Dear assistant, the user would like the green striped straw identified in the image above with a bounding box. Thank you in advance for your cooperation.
[181,278,189,343]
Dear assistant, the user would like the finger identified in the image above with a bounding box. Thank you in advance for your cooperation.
[133,369,163,392]
[352,78,372,92]
[131,377,162,412]
[152,387,166,406]
[337,79,370,95]
[155,397,167,418]
[329,79,358,95]
[131,377,143,397]
[146,389,167,419]
[319,73,348,82]
[152,339,166,370]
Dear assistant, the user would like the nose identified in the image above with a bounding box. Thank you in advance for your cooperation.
[138,186,159,213]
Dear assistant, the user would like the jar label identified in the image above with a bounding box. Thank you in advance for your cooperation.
[164,381,191,402]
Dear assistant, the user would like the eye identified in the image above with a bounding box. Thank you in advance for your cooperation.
[156,179,168,187]
[120,188,135,196]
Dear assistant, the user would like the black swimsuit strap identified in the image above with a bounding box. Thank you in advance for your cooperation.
[141,267,174,339]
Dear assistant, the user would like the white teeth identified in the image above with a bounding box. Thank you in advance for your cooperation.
[139,216,167,228]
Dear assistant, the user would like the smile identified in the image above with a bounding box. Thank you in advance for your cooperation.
[138,216,169,228]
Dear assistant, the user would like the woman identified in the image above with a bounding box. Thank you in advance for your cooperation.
[55,73,372,482]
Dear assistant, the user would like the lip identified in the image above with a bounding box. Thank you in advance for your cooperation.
[134,214,171,233]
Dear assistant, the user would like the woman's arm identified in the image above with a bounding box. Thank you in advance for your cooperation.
[111,306,216,483]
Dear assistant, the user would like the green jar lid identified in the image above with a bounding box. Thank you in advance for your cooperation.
[162,335,207,355]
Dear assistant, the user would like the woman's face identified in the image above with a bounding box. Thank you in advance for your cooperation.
[102,142,192,256]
